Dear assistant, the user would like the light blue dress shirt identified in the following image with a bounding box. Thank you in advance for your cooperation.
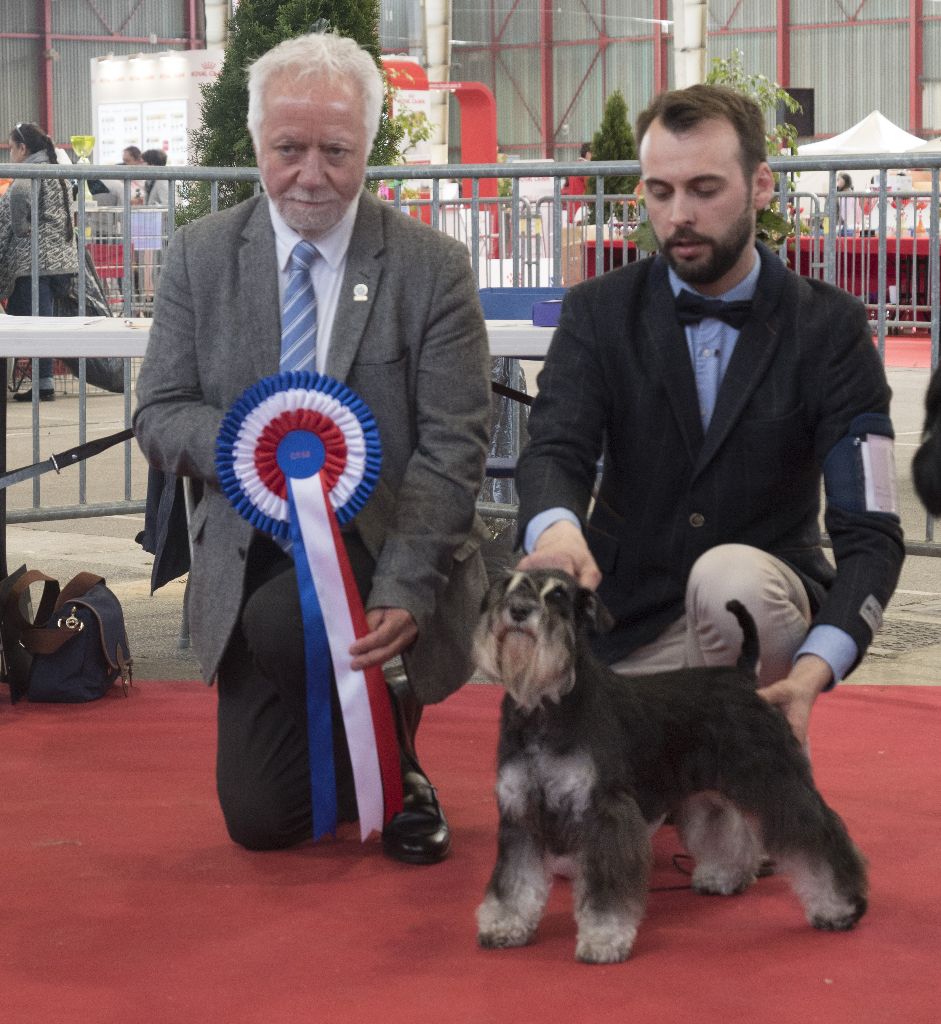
[524,249,857,682]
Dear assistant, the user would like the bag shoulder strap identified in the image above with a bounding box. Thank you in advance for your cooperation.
[6,570,60,635]
[7,571,125,666]
[56,572,105,610]
[18,573,109,659]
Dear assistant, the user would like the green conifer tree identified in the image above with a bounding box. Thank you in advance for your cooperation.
[585,89,639,223]
[181,0,403,221]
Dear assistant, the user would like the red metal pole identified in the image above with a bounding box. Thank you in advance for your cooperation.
[653,0,669,93]
[540,0,554,158]
[186,0,199,49]
[40,0,54,136]
[910,0,923,134]
[776,0,791,88]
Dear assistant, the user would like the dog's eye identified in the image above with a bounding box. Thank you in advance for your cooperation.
[544,585,570,606]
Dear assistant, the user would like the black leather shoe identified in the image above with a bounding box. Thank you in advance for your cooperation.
[381,765,451,865]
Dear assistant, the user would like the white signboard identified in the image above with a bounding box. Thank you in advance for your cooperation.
[142,99,188,159]
[90,49,223,165]
[96,103,142,163]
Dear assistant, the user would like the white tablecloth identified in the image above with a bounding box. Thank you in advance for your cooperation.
[0,316,554,360]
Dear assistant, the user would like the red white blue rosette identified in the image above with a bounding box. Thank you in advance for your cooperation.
[216,371,403,842]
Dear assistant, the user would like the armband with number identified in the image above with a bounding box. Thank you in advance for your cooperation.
[823,413,900,516]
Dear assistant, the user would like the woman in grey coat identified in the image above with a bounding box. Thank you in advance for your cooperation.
[2,121,78,401]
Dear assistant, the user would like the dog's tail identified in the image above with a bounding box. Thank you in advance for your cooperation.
[725,599,760,680]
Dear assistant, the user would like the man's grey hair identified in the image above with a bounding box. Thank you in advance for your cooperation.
[246,31,384,150]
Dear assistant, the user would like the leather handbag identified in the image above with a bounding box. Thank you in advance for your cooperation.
[1,569,132,703]
[0,564,35,701]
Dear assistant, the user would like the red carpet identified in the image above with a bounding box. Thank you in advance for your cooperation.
[2,682,939,1023]
[881,332,933,369]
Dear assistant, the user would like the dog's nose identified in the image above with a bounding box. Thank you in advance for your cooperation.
[508,603,531,623]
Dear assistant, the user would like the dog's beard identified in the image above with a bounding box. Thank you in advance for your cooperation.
[473,617,576,712]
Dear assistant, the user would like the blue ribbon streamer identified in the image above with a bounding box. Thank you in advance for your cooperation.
[287,480,338,840]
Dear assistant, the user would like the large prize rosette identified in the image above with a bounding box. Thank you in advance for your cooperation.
[216,371,403,841]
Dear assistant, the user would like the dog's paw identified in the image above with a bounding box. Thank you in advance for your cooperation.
[476,897,537,949]
[575,924,636,964]
[810,896,868,932]
[477,921,535,949]
[691,864,756,896]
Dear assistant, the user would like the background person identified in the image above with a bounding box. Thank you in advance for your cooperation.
[123,146,146,205]
[98,145,146,207]
[515,84,904,748]
[134,31,491,865]
[561,141,591,223]
[141,148,169,206]
[0,121,78,401]
[836,171,858,235]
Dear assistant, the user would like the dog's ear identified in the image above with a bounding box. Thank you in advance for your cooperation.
[574,587,615,635]
[481,574,510,613]
[914,368,941,515]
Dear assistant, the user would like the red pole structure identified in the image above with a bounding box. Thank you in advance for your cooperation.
[540,0,554,158]
[910,0,923,135]
[776,0,791,88]
[187,0,202,49]
[40,0,54,137]
[428,82,499,200]
[653,0,669,93]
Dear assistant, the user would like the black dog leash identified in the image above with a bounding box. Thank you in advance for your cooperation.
[0,382,530,492]
[491,381,533,406]
[0,427,134,491]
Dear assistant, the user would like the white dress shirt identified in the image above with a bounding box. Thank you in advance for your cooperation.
[268,193,361,373]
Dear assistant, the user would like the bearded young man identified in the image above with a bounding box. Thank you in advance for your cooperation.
[515,84,904,746]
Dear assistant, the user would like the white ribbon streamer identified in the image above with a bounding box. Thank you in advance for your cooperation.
[291,472,384,839]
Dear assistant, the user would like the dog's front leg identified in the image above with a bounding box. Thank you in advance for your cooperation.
[477,818,550,950]
[573,793,650,964]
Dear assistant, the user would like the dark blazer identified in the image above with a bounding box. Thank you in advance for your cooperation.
[134,191,492,702]
[516,243,904,669]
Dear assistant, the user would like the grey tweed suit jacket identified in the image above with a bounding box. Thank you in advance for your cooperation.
[134,191,491,702]
[516,244,905,671]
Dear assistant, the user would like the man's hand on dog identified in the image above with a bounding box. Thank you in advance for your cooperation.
[349,607,418,669]
[759,654,833,746]
[518,520,602,589]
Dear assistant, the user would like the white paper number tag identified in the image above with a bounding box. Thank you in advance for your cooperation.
[860,434,899,514]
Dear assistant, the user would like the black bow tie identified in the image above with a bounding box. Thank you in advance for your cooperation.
[675,289,753,329]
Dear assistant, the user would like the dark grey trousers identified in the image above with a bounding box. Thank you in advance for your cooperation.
[215,533,375,849]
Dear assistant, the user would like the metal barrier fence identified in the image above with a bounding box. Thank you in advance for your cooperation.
[0,155,938,549]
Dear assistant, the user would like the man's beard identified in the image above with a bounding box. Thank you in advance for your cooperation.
[658,201,755,286]
[274,192,345,239]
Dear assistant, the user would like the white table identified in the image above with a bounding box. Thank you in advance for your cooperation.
[0,315,151,357]
[0,315,551,571]
[0,316,149,575]
[0,315,554,360]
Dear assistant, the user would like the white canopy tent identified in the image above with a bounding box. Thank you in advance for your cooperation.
[794,110,926,199]
[909,135,941,153]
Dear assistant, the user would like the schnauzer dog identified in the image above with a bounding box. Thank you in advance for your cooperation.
[473,569,868,964]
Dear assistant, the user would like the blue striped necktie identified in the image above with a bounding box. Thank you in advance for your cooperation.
[281,240,319,374]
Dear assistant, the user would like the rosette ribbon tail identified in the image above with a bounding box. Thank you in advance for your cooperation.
[287,481,338,841]
[289,474,404,840]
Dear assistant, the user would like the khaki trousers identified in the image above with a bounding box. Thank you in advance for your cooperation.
[609,544,812,687]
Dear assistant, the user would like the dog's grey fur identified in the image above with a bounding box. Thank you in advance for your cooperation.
[473,569,868,964]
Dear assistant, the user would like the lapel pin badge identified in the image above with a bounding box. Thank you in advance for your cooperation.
[353,283,369,302]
